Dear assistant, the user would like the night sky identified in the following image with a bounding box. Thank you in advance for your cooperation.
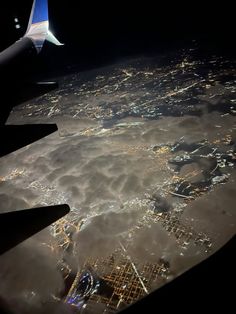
[1,0,235,73]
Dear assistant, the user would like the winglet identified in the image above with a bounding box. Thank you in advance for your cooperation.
[25,0,63,53]
[46,30,64,46]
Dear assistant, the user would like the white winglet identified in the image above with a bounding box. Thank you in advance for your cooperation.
[46,30,64,46]
[25,0,63,53]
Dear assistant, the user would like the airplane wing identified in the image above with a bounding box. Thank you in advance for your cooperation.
[0,1,67,256]
[0,204,70,255]
[0,124,58,157]
[0,0,63,68]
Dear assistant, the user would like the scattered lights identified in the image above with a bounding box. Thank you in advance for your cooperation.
[14,17,21,29]
[3,49,235,313]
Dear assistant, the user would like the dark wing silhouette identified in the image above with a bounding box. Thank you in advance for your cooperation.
[0,204,70,255]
